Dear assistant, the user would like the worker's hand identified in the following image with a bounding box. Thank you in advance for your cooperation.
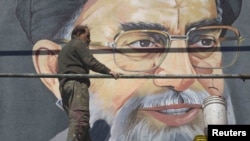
[109,70,122,79]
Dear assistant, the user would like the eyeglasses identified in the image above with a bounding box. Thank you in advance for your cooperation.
[108,25,243,72]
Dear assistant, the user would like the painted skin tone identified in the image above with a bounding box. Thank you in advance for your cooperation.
[77,0,223,121]
[33,0,236,140]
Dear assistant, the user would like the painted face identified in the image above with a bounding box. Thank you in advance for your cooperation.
[74,0,233,140]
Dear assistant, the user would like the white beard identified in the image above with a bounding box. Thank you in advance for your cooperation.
[90,85,235,141]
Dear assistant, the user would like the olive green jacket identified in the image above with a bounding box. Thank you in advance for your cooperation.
[58,38,110,86]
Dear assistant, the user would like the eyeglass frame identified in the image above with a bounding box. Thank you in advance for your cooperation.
[53,25,243,72]
[107,25,243,72]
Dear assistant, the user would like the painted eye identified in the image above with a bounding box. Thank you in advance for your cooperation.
[189,36,217,48]
[128,40,156,48]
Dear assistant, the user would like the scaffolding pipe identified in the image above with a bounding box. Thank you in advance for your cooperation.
[0,73,250,80]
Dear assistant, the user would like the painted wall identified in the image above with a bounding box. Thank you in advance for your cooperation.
[0,0,250,141]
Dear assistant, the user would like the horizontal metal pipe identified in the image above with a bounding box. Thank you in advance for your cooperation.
[0,73,250,80]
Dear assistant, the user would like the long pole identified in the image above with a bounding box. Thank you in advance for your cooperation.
[0,73,250,80]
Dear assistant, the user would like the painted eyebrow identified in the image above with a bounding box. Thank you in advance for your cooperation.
[120,22,168,32]
[120,20,220,33]
[187,19,221,31]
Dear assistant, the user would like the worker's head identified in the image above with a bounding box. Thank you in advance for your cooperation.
[71,25,91,44]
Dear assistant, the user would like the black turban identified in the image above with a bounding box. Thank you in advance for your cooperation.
[15,0,87,43]
[219,0,242,25]
[15,0,242,44]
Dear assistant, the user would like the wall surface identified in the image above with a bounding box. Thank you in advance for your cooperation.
[0,0,250,141]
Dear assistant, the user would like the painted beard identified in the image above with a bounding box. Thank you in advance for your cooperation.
[90,86,235,141]
[109,89,209,141]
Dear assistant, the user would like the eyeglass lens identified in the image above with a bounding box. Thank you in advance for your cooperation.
[113,26,240,72]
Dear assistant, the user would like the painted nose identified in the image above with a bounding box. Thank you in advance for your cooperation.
[153,40,196,91]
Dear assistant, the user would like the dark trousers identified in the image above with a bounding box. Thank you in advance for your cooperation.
[59,80,92,141]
